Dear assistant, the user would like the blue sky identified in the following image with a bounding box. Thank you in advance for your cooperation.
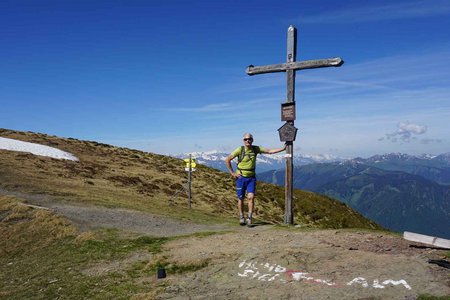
[1,0,450,158]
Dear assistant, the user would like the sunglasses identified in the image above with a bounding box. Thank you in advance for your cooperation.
[243,138,253,141]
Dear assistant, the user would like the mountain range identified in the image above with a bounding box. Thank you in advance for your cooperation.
[179,150,450,239]
[353,153,450,185]
[257,153,450,239]
[173,150,343,173]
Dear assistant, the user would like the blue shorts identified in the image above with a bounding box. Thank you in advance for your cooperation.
[236,176,256,200]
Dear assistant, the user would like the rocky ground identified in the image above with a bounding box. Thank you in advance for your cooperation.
[156,227,450,299]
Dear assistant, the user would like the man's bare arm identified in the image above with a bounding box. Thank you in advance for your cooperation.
[262,144,287,154]
[225,155,241,178]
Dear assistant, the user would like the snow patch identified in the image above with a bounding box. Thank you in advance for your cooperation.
[0,137,78,161]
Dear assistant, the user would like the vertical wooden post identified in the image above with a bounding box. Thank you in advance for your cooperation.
[188,154,192,209]
[246,25,343,225]
[284,26,296,225]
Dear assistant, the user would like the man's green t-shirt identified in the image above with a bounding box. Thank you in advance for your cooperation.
[231,145,265,177]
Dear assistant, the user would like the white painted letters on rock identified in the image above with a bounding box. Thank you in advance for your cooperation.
[238,260,412,290]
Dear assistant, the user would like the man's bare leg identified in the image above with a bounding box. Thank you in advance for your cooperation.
[238,199,245,225]
[247,193,255,226]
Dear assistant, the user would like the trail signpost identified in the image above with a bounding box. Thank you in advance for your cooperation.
[246,26,344,224]
[183,155,196,209]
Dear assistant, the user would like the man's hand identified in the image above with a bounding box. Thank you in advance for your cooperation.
[231,172,241,179]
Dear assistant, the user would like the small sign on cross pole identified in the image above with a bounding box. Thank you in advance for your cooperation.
[281,102,296,121]
[246,25,344,225]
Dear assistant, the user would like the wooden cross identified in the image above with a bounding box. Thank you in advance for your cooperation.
[246,25,344,225]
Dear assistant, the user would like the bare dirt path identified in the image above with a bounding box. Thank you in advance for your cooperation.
[0,189,230,237]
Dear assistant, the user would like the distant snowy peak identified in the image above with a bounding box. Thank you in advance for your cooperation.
[339,159,365,167]
[435,152,450,160]
[431,152,450,167]
[0,137,78,161]
[418,153,438,160]
[363,152,450,163]
[173,150,344,173]
[367,153,414,162]
[173,150,450,174]
[346,152,450,170]
[300,153,343,162]
[188,150,222,157]
[175,150,342,163]
[175,151,228,163]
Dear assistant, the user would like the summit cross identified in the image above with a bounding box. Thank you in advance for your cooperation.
[246,25,344,225]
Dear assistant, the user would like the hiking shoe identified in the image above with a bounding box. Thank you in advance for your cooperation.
[239,217,246,226]
[246,218,252,227]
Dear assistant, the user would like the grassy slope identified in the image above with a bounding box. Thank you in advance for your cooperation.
[0,128,392,299]
[0,195,175,299]
[0,128,379,229]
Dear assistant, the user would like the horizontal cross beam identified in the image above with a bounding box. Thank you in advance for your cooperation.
[246,57,344,76]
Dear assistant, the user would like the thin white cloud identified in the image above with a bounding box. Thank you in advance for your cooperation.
[380,121,428,143]
[420,138,442,144]
[400,122,427,134]
[216,75,285,94]
[163,96,279,115]
[215,48,450,107]
[292,49,450,120]
[168,102,235,112]
[297,0,450,24]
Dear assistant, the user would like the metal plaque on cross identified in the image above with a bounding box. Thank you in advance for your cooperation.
[278,122,298,142]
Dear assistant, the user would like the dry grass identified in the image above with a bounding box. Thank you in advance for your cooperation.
[0,196,76,256]
[0,128,379,228]
[0,196,173,299]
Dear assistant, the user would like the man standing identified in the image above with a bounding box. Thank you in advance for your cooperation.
[225,133,286,226]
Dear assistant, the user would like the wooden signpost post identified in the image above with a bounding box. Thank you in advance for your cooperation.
[183,155,196,209]
[246,26,344,224]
